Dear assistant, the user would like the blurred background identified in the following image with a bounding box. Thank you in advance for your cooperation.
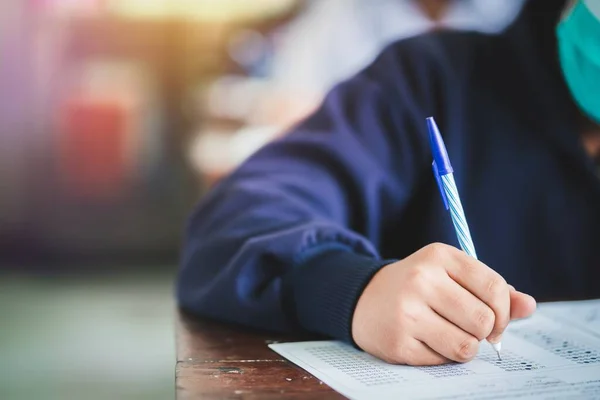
[0,0,525,399]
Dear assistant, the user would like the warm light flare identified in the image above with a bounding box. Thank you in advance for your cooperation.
[111,0,295,21]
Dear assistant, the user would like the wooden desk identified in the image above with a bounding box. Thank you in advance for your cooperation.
[176,310,345,399]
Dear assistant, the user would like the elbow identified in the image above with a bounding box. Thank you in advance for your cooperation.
[176,229,220,317]
[176,231,244,319]
[176,242,205,315]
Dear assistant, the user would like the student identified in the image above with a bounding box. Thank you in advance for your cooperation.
[178,0,600,366]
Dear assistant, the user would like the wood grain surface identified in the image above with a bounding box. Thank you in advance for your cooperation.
[176,310,345,399]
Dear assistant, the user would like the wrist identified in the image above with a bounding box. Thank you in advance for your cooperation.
[291,246,396,344]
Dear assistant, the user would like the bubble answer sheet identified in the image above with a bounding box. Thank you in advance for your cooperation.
[269,300,600,400]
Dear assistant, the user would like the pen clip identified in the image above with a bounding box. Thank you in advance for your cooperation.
[432,161,449,210]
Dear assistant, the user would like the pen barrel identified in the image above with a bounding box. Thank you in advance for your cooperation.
[441,174,478,259]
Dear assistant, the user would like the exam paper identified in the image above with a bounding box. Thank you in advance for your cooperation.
[539,299,600,337]
[270,301,600,400]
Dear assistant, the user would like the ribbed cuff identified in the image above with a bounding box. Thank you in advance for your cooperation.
[291,248,396,345]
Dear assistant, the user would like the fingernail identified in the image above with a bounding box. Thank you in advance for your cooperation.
[508,284,516,291]
[487,334,502,344]
[527,295,538,309]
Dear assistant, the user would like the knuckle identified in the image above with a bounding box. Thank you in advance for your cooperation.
[454,337,479,362]
[398,301,421,325]
[474,308,495,340]
[486,276,507,299]
[406,266,430,288]
[423,242,449,260]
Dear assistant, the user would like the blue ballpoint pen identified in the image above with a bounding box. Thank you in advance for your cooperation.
[426,116,502,361]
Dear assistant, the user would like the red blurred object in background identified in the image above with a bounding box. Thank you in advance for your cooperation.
[57,95,133,199]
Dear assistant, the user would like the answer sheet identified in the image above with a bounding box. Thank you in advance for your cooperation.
[270,300,600,399]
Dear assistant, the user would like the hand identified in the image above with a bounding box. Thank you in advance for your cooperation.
[351,243,536,365]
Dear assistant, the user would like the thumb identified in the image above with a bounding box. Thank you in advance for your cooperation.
[508,285,537,320]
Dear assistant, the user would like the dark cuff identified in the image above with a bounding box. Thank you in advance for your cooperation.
[291,247,396,345]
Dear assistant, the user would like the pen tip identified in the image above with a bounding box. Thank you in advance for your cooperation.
[490,341,502,360]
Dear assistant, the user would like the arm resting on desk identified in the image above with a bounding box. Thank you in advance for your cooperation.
[177,44,436,344]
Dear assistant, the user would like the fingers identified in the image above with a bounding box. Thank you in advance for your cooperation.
[429,276,495,341]
[509,289,537,320]
[415,308,480,363]
[351,243,538,368]
[440,245,510,344]
[384,338,448,366]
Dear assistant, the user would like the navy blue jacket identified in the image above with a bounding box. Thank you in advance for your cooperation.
[178,0,599,345]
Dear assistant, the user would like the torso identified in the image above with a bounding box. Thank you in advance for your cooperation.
[381,24,600,301]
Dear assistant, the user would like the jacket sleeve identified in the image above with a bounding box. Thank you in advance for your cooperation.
[177,44,434,344]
